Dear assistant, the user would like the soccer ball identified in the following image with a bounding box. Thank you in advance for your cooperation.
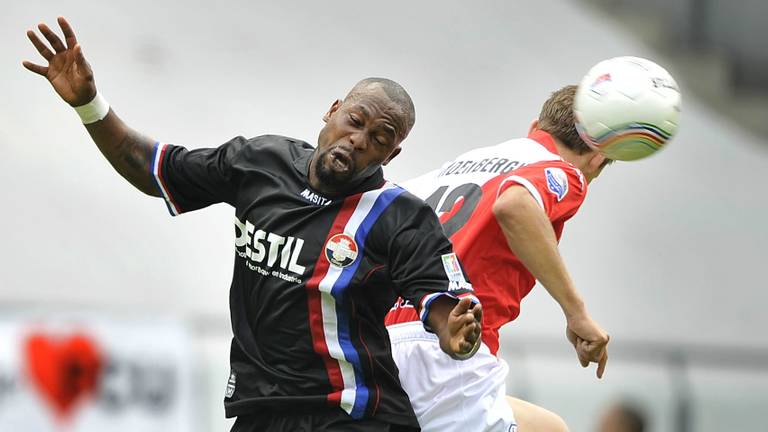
[574,56,681,161]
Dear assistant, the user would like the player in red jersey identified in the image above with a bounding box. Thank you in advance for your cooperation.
[385,85,611,431]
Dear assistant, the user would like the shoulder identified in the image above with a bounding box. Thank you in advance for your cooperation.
[221,135,314,169]
[239,134,314,156]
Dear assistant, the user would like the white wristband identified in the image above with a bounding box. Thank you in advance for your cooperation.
[74,92,110,124]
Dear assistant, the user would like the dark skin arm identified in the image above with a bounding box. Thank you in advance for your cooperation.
[425,296,483,360]
[23,17,159,196]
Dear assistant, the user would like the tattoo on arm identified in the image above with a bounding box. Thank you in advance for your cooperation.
[111,130,159,196]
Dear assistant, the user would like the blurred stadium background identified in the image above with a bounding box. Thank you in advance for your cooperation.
[1,1,767,431]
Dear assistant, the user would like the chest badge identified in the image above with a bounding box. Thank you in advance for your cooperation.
[325,233,358,268]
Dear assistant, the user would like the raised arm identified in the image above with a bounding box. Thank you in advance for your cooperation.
[23,17,160,197]
[493,185,609,377]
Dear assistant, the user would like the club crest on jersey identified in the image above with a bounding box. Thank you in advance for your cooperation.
[545,167,568,201]
[325,233,359,268]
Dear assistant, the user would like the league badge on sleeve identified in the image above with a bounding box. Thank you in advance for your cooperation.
[545,167,569,201]
[441,253,473,291]
[225,371,236,398]
[325,233,359,268]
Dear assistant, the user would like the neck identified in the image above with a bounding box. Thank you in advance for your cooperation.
[554,140,589,172]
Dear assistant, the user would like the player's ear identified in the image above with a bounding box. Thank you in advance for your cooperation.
[589,152,607,170]
[323,99,343,123]
[383,146,402,166]
[527,119,539,135]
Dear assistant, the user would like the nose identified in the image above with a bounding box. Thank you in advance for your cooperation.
[349,131,368,151]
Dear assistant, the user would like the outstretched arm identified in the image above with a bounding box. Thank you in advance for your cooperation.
[23,17,159,197]
[426,297,483,360]
[493,185,609,377]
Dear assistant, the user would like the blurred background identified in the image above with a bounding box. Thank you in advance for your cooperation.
[2,0,767,431]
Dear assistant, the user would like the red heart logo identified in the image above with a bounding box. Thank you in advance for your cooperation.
[24,332,103,421]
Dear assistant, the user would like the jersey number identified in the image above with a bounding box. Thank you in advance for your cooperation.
[424,183,482,238]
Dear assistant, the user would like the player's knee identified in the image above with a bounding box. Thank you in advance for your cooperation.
[548,412,569,432]
[533,410,568,432]
[508,396,569,432]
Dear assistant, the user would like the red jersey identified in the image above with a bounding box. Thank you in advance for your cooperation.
[385,130,587,355]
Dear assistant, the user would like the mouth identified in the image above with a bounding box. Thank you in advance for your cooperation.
[328,148,353,172]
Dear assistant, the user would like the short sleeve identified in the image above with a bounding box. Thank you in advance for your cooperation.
[497,160,587,223]
[385,201,479,330]
[151,136,247,215]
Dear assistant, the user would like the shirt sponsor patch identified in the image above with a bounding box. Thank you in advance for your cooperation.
[545,167,568,201]
[325,233,358,268]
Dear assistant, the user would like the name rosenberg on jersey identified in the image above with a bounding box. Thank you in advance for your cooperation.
[234,218,306,284]
[438,158,526,177]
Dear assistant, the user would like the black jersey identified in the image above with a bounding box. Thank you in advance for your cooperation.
[150,135,477,428]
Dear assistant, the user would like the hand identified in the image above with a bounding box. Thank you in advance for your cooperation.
[566,312,609,378]
[441,297,483,360]
[23,17,96,107]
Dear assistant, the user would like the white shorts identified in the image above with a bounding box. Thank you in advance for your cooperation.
[388,322,518,432]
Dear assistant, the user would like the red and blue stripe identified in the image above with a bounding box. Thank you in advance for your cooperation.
[305,183,405,419]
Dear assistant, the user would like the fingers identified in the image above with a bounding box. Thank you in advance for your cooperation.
[27,30,54,61]
[577,344,589,367]
[471,302,482,323]
[574,336,609,376]
[22,60,48,76]
[74,44,87,67]
[38,22,66,53]
[596,349,608,378]
[454,319,480,353]
[451,297,472,316]
[57,16,78,49]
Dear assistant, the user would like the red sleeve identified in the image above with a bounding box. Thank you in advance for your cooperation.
[496,160,587,223]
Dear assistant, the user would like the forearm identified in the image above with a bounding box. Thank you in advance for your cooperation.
[494,188,585,318]
[84,109,160,197]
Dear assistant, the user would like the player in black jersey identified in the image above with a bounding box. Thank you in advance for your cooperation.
[25,17,483,432]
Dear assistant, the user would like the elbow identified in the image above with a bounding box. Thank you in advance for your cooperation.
[493,186,543,229]
[493,187,527,221]
[491,197,511,221]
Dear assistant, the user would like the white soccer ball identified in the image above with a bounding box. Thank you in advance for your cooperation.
[574,56,681,161]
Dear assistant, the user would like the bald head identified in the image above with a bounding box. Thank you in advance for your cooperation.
[344,77,416,139]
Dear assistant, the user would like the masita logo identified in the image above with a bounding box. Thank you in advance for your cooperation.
[325,233,358,268]
[234,218,306,275]
[300,188,332,206]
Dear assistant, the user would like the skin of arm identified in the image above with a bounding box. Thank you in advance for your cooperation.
[493,184,609,377]
[23,17,159,197]
[84,113,160,197]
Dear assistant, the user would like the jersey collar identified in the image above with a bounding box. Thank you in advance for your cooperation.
[293,149,313,178]
[527,130,561,155]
